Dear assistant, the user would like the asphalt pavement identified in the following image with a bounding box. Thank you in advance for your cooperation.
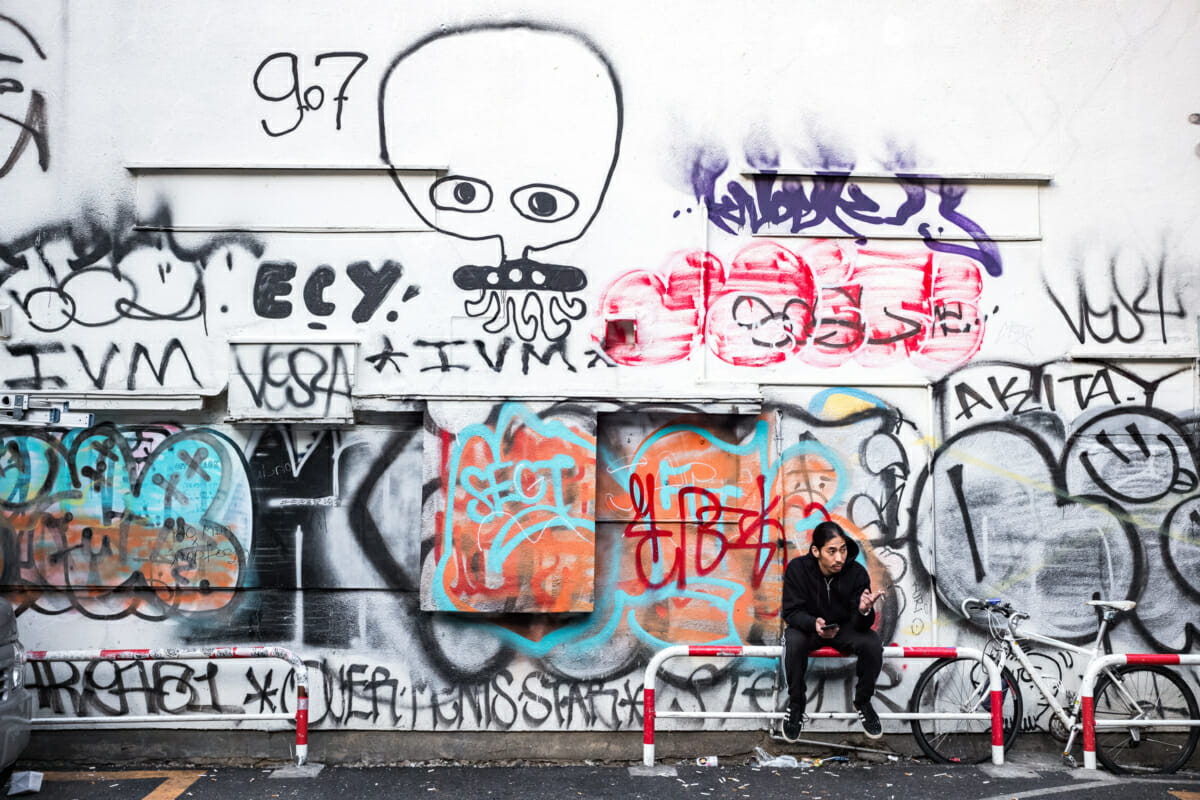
[10,756,1200,800]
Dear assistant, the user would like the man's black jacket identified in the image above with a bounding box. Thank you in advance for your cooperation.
[781,541,875,634]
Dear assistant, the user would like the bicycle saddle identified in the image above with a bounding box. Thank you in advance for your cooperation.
[1086,599,1136,611]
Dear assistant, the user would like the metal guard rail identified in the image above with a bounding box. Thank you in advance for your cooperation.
[1080,653,1200,771]
[26,646,310,766]
[643,644,1005,766]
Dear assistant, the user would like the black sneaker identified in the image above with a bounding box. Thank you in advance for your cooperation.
[781,705,803,743]
[855,699,883,739]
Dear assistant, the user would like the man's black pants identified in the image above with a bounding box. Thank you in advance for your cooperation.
[784,625,883,714]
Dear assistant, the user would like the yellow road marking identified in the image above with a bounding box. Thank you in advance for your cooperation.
[1168,791,1200,800]
[42,770,207,800]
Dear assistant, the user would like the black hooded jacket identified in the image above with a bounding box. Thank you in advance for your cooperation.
[781,535,875,633]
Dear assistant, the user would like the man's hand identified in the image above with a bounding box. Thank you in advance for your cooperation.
[815,617,837,639]
[859,588,885,614]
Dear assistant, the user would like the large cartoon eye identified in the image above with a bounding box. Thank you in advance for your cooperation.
[430,176,492,213]
[511,183,579,223]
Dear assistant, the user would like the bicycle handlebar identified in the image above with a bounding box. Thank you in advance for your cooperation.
[961,597,1016,618]
[962,597,1030,638]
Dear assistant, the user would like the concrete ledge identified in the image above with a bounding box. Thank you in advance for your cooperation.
[627,765,677,777]
[21,730,884,767]
[269,763,326,778]
[21,729,1197,770]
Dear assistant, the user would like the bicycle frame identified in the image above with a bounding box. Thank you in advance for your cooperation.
[987,607,1129,762]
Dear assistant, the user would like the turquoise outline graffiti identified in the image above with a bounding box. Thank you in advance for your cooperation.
[428,394,896,661]
[0,424,252,619]
[431,403,595,610]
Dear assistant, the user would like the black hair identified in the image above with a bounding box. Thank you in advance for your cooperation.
[809,520,862,563]
[810,521,847,551]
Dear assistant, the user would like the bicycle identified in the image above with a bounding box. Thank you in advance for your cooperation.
[908,597,1199,774]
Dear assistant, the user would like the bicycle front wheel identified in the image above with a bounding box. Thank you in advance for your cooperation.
[1093,664,1199,774]
[910,657,1022,764]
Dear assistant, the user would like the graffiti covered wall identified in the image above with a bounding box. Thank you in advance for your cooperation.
[3,0,1199,746]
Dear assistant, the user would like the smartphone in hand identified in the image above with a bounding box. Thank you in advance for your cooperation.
[821,622,839,633]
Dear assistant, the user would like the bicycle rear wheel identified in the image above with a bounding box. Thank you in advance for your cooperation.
[910,657,1021,764]
[1093,665,1199,774]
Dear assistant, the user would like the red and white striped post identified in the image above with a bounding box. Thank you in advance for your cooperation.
[642,644,1005,767]
[27,646,311,766]
[1079,653,1200,771]
[642,646,780,769]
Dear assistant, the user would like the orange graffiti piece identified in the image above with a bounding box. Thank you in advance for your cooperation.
[21,511,241,615]
[599,421,787,645]
[431,407,597,613]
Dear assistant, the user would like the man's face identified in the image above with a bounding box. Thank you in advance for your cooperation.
[813,535,848,576]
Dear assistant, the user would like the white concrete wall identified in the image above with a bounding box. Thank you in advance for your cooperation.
[4,0,1199,743]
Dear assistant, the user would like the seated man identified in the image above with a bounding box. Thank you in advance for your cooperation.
[781,521,885,741]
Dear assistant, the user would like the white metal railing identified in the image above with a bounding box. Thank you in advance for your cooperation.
[27,646,310,766]
[642,644,1005,766]
[1079,652,1200,771]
